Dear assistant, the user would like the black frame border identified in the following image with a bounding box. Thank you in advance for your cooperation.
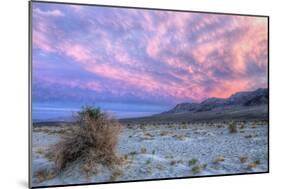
[28,1,270,188]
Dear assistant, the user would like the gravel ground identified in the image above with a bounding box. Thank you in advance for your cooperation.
[31,122,268,187]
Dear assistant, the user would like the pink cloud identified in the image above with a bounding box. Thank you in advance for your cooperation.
[34,8,64,17]
[32,5,268,103]
[60,42,92,62]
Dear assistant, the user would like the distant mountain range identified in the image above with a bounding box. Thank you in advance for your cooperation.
[121,88,268,123]
[165,88,268,114]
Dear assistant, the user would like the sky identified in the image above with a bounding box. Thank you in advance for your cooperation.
[31,2,268,121]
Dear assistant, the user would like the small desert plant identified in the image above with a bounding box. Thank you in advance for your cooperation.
[156,164,165,170]
[254,159,261,165]
[123,154,128,160]
[239,156,248,163]
[129,151,137,156]
[146,159,151,165]
[188,158,198,166]
[110,168,123,181]
[245,134,253,138]
[35,148,45,155]
[144,132,153,137]
[173,134,186,140]
[160,131,170,136]
[213,156,225,164]
[170,159,183,165]
[201,163,207,169]
[228,121,237,133]
[49,106,122,175]
[141,148,147,154]
[170,160,177,166]
[191,165,202,174]
[247,160,261,169]
[34,169,56,183]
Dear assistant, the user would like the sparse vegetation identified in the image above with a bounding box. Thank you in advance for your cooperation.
[110,168,123,181]
[146,159,151,165]
[245,134,253,138]
[144,132,153,137]
[254,159,261,165]
[247,162,259,169]
[170,159,183,166]
[34,169,56,183]
[239,156,248,163]
[213,156,225,164]
[172,134,186,140]
[129,151,137,156]
[141,148,147,154]
[170,160,177,165]
[246,160,261,169]
[32,118,268,184]
[228,121,237,133]
[160,131,169,136]
[48,106,123,176]
[123,154,128,161]
[201,163,207,169]
[188,158,198,166]
[35,148,45,155]
[191,165,202,174]
[156,164,165,170]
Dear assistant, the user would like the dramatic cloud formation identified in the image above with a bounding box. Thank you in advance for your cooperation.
[32,2,268,118]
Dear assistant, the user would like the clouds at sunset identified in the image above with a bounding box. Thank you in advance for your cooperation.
[32,2,268,106]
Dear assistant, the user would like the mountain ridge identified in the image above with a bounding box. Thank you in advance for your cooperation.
[163,88,268,114]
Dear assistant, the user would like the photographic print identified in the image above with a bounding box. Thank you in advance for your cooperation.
[30,1,269,188]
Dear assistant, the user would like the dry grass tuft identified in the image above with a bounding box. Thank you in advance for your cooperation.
[170,159,183,166]
[228,121,237,133]
[48,106,123,176]
[239,156,248,163]
[110,168,124,181]
[35,148,45,155]
[141,148,147,154]
[188,158,198,166]
[172,134,186,141]
[213,156,225,164]
[34,169,56,183]
[191,165,201,174]
[160,131,169,136]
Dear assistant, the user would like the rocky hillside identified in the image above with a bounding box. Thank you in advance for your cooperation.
[166,88,268,114]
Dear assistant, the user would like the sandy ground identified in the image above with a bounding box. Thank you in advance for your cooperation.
[31,121,268,187]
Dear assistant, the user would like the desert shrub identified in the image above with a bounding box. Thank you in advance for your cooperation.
[49,106,122,175]
[228,121,237,133]
[34,169,56,183]
[141,147,147,154]
[110,168,123,181]
[146,159,151,165]
[239,156,248,163]
[213,156,225,164]
[172,134,186,140]
[188,158,198,166]
[191,165,202,174]
[254,159,261,164]
[247,159,261,169]
[129,151,137,156]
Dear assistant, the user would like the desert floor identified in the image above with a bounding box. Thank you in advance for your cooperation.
[31,121,268,187]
